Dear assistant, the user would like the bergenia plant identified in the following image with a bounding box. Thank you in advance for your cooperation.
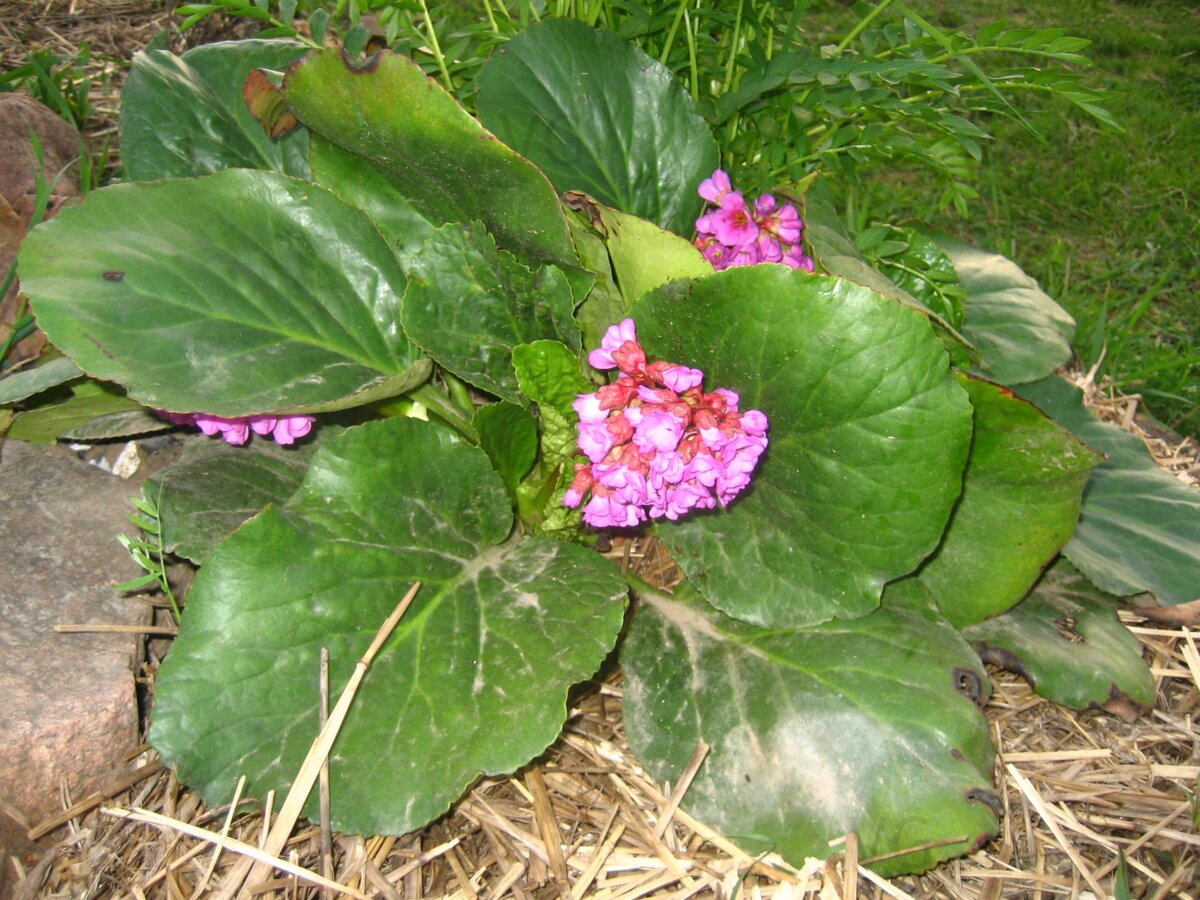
[7,17,1199,880]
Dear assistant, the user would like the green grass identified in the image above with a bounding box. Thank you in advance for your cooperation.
[813,0,1200,438]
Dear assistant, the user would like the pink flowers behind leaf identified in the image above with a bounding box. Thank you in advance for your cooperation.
[154,410,315,446]
[694,169,815,273]
[564,319,769,529]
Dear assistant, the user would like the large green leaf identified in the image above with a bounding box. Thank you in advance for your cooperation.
[634,267,972,627]
[120,41,310,181]
[963,559,1155,717]
[934,234,1075,385]
[151,417,628,835]
[592,204,711,307]
[622,583,1000,877]
[1016,376,1200,608]
[307,134,436,269]
[475,19,719,236]
[281,48,576,268]
[888,375,1102,628]
[147,435,324,564]
[402,223,579,404]
[20,169,427,417]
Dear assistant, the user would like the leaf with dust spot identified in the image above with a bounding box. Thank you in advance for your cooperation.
[622,581,1000,877]
[20,169,427,417]
[151,417,628,835]
[963,558,1155,719]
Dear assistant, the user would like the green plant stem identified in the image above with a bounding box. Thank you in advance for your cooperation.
[0,310,34,370]
[837,0,896,52]
[658,0,689,66]
[409,383,478,442]
[418,0,454,92]
[721,0,745,96]
[683,7,699,101]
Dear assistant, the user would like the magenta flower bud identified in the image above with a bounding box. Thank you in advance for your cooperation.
[637,384,678,405]
[578,422,617,463]
[573,392,607,424]
[783,244,815,272]
[661,365,704,392]
[250,416,278,435]
[754,194,777,216]
[649,451,686,488]
[634,410,686,454]
[683,453,721,487]
[700,240,731,268]
[756,233,784,264]
[583,494,644,529]
[272,415,314,445]
[741,409,769,436]
[713,387,740,410]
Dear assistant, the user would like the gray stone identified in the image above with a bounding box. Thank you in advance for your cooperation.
[0,440,151,833]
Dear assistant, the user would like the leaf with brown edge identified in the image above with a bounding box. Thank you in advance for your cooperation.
[962,558,1155,721]
[243,68,300,137]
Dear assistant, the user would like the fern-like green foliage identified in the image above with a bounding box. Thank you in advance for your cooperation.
[167,0,1117,221]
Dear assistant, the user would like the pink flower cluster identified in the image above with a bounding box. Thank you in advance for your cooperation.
[564,319,768,529]
[693,169,815,272]
[155,410,315,446]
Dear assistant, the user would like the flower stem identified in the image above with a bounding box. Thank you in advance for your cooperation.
[409,383,479,442]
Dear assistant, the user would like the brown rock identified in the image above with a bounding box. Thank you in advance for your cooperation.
[0,94,83,367]
[0,440,151,834]
[0,94,81,228]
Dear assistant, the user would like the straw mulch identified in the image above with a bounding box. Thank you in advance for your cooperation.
[9,541,1200,900]
[3,4,1200,897]
[11,378,1200,898]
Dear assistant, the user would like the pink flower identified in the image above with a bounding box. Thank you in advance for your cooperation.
[588,318,639,370]
[633,409,686,454]
[573,393,608,424]
[194,414,251,446]
[578,421,618,463]
[762,201,802,244]
[698,169,733,204]
[693,169,813,273]
[662,365,704,392]
[710,192,760,248]
[783,243,816,272]
[154,410,316,446]
[565,319,768,527]
[268,415,314,445]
